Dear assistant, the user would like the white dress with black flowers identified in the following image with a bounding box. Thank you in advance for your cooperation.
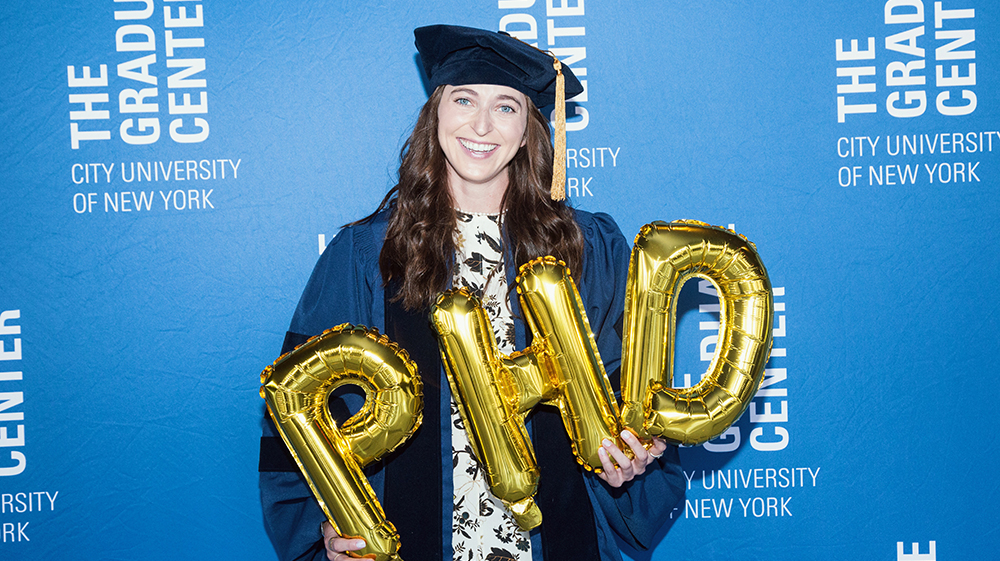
[450,210,531,561]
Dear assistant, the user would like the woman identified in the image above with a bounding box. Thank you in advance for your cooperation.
[259,24,685,561]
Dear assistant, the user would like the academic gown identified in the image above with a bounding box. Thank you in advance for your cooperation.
[258,208,685,561]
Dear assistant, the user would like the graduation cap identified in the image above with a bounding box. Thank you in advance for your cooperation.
[414,24,584,200]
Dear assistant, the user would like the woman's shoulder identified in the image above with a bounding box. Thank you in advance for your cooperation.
[333,208,391,255]
[571,208,626,244]
[346,206,391,234]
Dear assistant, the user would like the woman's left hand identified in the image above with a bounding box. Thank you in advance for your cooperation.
[596,430,668,488]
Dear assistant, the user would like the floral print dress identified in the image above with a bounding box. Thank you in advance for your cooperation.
[450,210,531,561]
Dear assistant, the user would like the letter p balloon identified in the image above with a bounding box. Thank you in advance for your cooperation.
[260,324,422,561]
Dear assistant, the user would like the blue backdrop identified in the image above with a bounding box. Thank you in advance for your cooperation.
[1,1,995,560]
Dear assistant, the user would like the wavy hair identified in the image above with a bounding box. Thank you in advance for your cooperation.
[359,85,584,311]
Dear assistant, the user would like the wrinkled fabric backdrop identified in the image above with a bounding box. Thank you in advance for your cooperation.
[1,1,995,559]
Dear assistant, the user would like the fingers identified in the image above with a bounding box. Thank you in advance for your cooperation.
[648,437,668,460]
[620,430,651,468]
[322,521,366,561]
[596,431,660,488]
[597,436,634,487]
[596,445,625,487]
[607,437,638,477]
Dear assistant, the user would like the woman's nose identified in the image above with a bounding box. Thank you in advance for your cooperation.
[472,108,493,136]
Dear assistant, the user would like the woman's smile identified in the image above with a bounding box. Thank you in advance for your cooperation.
[458,138,499,155]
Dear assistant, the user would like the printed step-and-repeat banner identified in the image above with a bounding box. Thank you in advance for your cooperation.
[1,1,996,560]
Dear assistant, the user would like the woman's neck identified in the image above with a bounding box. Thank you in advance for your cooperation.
[447,170,507,214]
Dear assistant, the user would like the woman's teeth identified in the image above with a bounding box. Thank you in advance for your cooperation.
[460,139,498,153]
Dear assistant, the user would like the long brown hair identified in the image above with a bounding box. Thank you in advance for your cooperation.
[360,85,584,310]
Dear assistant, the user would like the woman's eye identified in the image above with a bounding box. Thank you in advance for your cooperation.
[498,105,516,114]
[455,97,472,106]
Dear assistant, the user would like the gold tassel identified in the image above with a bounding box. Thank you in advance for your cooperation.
[550,57,566,201]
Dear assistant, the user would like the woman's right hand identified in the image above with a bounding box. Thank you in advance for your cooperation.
[321,521,367,561]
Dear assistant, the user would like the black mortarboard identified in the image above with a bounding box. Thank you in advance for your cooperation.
[414,24,583,109]
[414,24,583,200]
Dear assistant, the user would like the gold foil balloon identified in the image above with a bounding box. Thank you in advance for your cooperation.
[431,290,546,531]
[620,221,773,446]
[260,324,422,561]
[515,257,625,469]
[430,258,624,529]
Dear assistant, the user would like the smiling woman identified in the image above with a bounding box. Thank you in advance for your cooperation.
[437,84,528,212]
[258,24,685,561]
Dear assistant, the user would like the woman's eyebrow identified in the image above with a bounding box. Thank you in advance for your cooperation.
[450,87,479,97]
[496,94,523,108]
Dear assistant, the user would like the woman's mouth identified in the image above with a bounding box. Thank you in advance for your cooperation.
[459,138,499,155]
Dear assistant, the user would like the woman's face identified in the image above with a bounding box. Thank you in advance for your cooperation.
[437,84,528,200]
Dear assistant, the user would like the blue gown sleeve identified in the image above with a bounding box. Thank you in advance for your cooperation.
[259,222,383,561]
[575,211,686,552]
[287,223,383,337]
